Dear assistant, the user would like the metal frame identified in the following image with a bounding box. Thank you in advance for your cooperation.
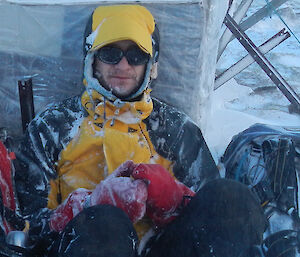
[18,78,35,133]
[223,13,300,111]
[218,0,288,60]
[215,29,290,89]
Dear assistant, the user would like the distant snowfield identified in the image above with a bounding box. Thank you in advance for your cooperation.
[207,0,300,164]
[204,78,300,164]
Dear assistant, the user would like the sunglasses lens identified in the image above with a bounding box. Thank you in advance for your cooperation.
[126,47,150,65]
[97,47,123,64]
[96,46,150,65]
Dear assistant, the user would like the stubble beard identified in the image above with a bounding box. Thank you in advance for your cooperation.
[94,70,144,100]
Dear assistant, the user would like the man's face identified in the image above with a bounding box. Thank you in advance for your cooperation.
[93,40,147,99]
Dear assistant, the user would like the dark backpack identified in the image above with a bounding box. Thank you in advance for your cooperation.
[222,123,300,257]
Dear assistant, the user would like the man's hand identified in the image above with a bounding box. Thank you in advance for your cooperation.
[89,160,147,223]
[131,163,195,226]
[49,188,91,232]
[90,176,147,224]
[49,161,147,232]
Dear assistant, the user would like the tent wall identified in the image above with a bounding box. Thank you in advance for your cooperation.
[0,1,227,136]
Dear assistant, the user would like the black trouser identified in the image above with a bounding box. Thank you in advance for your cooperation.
[143,178,266,257]
[53,179,266,257]
[49,204,138,257]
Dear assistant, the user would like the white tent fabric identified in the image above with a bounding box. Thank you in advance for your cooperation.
[4,0,199,3]
[0,0,227,137]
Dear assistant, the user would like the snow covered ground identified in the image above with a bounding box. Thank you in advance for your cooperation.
[205,0,300,164]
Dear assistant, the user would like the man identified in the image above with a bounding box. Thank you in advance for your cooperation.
[2,4,265,257]
[93,40,147,99]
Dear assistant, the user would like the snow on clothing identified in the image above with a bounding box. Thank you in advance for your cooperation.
[13,4,218,241]
[49,179,266,257]
[14,89,219,239]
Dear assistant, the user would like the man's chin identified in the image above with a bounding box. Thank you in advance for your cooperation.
[112,91,134,100]
[96,78,141,100]
[110,85,141,100]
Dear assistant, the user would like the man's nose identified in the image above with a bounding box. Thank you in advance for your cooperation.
[115,56,131,69]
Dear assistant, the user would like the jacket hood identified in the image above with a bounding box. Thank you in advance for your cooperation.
[83,51,153,103]
[83,5,158,103]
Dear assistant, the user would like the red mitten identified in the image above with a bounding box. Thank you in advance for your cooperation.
[49,161,147,232]
[49,188,91,232]
[132,163,195,227]
[90,175,147,224]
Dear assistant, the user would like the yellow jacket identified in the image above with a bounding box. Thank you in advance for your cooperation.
[15,90,218,239]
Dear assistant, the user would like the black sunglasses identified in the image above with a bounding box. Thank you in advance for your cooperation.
[95,46,150,66]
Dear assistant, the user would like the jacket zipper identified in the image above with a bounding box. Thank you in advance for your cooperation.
[138,124,153,158]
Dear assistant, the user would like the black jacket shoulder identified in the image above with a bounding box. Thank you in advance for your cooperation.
[15,95,86,216]
[145,98,219,190]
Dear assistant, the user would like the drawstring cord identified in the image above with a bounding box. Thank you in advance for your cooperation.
[103,97,106,121]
